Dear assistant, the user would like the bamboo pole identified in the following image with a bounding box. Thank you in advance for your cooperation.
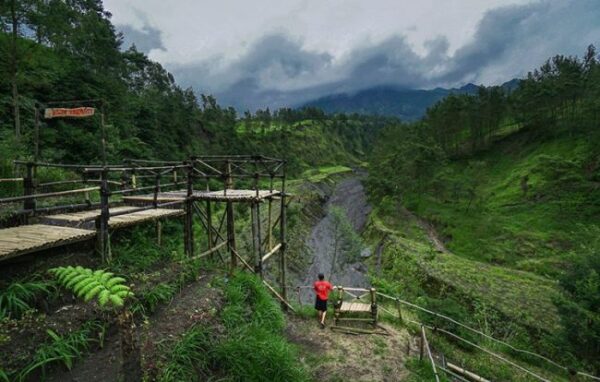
[184,163,194,257]
[261,243,282,263]
[446,362,491,382]
[256,201,263,278]
[206,200,213,260]
[97,169,110,263]
[225,161,237,274]
[279,170,288,308]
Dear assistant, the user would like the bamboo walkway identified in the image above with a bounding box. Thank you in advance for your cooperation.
[0,224,96,261]
[123,189,280,204]
[40,207,184,229]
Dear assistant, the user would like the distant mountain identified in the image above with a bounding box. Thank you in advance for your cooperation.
[301,80,520,121]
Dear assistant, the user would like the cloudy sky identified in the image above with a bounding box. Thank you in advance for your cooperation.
[104,0,600,111]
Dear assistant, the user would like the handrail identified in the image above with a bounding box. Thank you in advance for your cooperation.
[376,292,600,381]
[0,186,99,204]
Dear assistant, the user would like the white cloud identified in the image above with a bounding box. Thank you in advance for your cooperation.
[104,0,600,110]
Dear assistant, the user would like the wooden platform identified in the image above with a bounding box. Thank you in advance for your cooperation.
[339,302,372,313]
[40,207,184,229]
[0,224,95,261]
[123,189,280,204]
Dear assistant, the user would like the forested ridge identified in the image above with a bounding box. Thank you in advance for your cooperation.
[368,46,600,373]
[0,0,386,177]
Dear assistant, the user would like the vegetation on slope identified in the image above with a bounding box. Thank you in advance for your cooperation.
[157,272,308,382]
[367,46,600,373]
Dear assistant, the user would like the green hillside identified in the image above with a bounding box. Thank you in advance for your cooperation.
[367,47,600,375]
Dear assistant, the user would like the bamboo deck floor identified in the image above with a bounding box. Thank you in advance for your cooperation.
[123,189,280,204]
[40,207,184,229]
[339,302,372,313]
[0,224,95,261]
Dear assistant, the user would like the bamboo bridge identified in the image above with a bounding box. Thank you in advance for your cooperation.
[0,155,290,306]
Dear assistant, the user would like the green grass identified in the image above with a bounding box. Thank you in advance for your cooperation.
[404,131,599,275]
[157,273,309,382]
[0,278,56,319]
[16,320,106,381]
[302,165,353,183]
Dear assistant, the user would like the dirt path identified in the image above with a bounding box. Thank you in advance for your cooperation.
[300,176,372,303]
[286,316,414,381]
[47,273,221,382]
[403,207,449,253]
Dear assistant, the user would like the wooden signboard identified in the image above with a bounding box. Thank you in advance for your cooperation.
[44,107,96,119]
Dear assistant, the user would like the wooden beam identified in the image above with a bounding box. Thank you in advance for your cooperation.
[262,279,295,312]
[447,362,491,382]
[188,241,227,261]
[261,243,282,263]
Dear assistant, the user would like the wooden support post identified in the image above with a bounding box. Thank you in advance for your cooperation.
[279,170,288,308]
[184,163,194,257]
[206,200,213,259]
[153,174,160,208]
[100,106,107,166]
[396,299,403,324]
[23,162,36,221]
[419,325,425,361]
[267,176,273,250]
[334,286,343,326]
[34,105,40,164]
[370,288,377,326]
[97,168,110,263]
[156,220,162,247]
[256,202,263,278]
[225,161,237,273]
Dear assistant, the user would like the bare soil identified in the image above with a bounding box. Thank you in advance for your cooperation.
[286,315,414,381]
[45,272,222,382]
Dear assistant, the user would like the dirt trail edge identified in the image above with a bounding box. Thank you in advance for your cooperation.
[47,273,221,382]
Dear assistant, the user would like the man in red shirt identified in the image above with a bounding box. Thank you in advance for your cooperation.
[314,273,333,328]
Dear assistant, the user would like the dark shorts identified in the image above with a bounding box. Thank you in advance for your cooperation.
[315,297,328,311]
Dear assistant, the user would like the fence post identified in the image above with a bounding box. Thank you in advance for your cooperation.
[225,160,237,273]
[154,174,162,246]
[370,288,377,327]
[396,299,403,324]
[183,162,194,257]
[23,162,36,219]
[97,168,110,263]
[255,201,263,278]
[279,168,288,309]
[419,325,425,361]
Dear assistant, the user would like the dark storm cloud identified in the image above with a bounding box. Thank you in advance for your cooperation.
[169,0,600,111]
[118,24,165,54]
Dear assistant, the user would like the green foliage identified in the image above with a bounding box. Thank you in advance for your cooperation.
[139,282,176,314]
[555,226,600,368]
[158,326,212,382]
[49,266,133,308]
[158,273,308,382]
[0,278,54,319]
[17,320,105,381]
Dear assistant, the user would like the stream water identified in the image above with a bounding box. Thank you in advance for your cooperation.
[299,176,372,304]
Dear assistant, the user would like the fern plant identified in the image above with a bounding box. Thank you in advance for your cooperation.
[49,266,141,381]
[49,266,133,308]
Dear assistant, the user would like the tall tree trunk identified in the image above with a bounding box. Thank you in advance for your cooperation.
[10,0,21,139]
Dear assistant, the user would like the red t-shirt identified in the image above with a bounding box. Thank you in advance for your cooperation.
[314,280,333,301]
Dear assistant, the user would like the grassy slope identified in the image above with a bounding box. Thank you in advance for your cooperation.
[405,129,599,277]
[364,128,600,380]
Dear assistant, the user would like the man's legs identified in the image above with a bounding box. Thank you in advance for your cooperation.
[321,310,327,324]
